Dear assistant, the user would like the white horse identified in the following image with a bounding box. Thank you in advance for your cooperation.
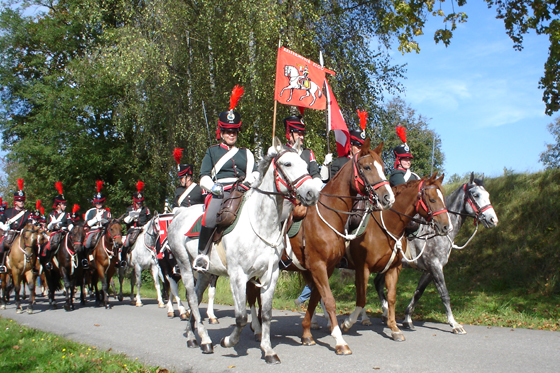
[168,138,320,364]
[279,65,323,106]
[127,215,165,308]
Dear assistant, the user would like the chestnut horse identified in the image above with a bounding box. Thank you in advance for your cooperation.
[90,219,123,308]
[0,224,44,313]
[340,174,451,341]
[54,223,86,311]
[284,139,395,355]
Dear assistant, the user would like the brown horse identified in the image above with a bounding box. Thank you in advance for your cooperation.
[52,223,86,311]
[341,174,451,341]
[89,219,123,308]
[0,224,44,313]
[283,139,394,355]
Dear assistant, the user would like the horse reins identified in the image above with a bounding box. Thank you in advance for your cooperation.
[388,180,448,225]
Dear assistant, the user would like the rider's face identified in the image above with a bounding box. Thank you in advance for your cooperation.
[221,130,238,147]
[290,131,305,145]
[95,203,104,210]
[179,176,187,187]
[14,200,24,209]
[399,157,412,170]
[59,203,67,211]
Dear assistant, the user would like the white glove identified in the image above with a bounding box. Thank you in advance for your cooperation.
[87,217,99,226]
[47,221,56,230]
[211,183,224,197]
[124,215,132,224]
[320,165,330,182]
[100,218,109,225]
[323,153,333,166]
[0,222,9,231]
[129,211,140,218]
[243,171,259,187]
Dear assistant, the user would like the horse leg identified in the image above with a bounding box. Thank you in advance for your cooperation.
[151,264,165,308]
[258,269,281,364]
[117,267,124,302]
[13,273,23,314]
[430,266,465,334]
[206,275,219,324]
[179,261,213,353]
[306,266,352,355]
[402,271,431,330]
[220,273,248,349]
[167,274,187,319]
[26,270,37,314]
[342,265,370,332]
[0,274,6,309]
[61,267,71,311]
[134,263,143,307]
[247,280,262,341]
[374,272,389,323]
[384,265,405,341]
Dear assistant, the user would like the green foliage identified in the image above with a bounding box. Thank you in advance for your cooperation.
[0,316,159,372]
[540,116,560,169]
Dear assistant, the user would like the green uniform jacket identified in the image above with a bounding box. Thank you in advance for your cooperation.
[200,143,256,188]
[389,168,420,187]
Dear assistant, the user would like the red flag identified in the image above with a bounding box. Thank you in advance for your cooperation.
[274,47,327,110]
[325,80,350,157]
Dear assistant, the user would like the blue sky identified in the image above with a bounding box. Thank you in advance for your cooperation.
[388,1,555,178]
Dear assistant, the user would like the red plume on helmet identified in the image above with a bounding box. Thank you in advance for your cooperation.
[357,110,367,130]
[55,181,63,195]
[136,181,145,193]
[133,181,145,203]
[173,148,183,167]
[40,206,45,216]
[72,204,80,214]
[96,180,104,193]
[17,178,24,191]
[229,85,245,111]
[36,199,42,210]
[396,125,407,144]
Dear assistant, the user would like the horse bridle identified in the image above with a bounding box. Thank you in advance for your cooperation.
[105,221,122,248]
[143,218,159,251]
[461,183,494,222]
[352,153,390,205]
[415,180,448,223]
[264,149,312,203]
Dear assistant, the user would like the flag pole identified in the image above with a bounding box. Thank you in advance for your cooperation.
[320,51,330,154]
[272,38,282,145]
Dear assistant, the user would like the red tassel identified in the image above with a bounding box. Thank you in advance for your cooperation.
[173,148,183,165]
[105,207,111,212]
[72,204,80,214]
[36,199,42,210]
[229,85,245,111]
[17,178,24,191]
[55,181,63,195]
[357,110,367,130]
[396,125,407,144]
[96,180,104,193]
[136,181,145,193]
[40,207,45,216]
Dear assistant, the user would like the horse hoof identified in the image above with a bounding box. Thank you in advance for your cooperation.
[158,303,165,308]
[341,322,351,333]
[452,327,467,335]
[265,354,281,364]
[361,319,372,326]
[118,295,123,302]
[52,304,58,310]
[391,331,405,342]
[209,318,219,324]
[130,300,136,306]
[301,337,315,346]
[180,313,188,320]
[403,321,415,330]
[26,308,34,314]
[220,337,232,348]
[0,305,6,310]
[254,333,262,342]
[168,312,175,318]
[186,339,199,348]
[16,308,23,314]
[136,303,143,307]
[201,343,214,354]
[335,344,352,355]
[64,305,71,312]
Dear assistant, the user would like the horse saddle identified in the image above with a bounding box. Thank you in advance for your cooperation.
[2,230,17,250]
[216,183,248,229]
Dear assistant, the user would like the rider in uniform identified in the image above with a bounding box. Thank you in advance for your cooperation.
[121,181,151,267]
[283,110,321,184]
[0,179,33,274]
[194,85,258,271]
[69,204,81,229]
[172,148,204,211]
[82,180,112,268]
[389,125,420,187]
[42,182,70,270]
[321,110,368,182]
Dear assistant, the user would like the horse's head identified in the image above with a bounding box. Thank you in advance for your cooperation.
[463,172,498,228]
[143,214,160,249]
[265,137,320,206]
[106,219,123,249]
[20,223,40,253]
[417,173,451,236]
[69,222,86,253]
[284,65,297,78]
[354,139,395,210]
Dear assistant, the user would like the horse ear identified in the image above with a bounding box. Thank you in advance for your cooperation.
[359,138,371,157]
[469,172,474,184]
[272,137,283,154]
[117,213,126,223]
[294,137,303,153]
[437,173,445,184]
[372,141,383,155]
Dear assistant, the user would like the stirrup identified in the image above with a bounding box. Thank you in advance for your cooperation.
[81,259,89,268]
[120,260,127,268]
[193,254,210,272]
[45,262,53,271]
[172,265,180,275]
[0,265,6,274]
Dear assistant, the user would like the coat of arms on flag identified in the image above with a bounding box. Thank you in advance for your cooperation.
[274,47,327,110]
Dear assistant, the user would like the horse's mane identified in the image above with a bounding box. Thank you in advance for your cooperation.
[252,148,297,189]
[391,178,419,198]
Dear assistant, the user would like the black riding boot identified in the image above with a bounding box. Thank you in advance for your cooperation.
[0,251,6,274]
[193,226,214,272]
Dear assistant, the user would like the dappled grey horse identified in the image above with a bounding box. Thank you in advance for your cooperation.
[374,173,498,334]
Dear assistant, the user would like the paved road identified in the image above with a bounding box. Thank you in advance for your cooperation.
[2,294,559,373]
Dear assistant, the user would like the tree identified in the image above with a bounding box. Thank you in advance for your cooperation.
[540,116,560,169]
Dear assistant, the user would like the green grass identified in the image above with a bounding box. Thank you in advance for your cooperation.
[0,316,166,372]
